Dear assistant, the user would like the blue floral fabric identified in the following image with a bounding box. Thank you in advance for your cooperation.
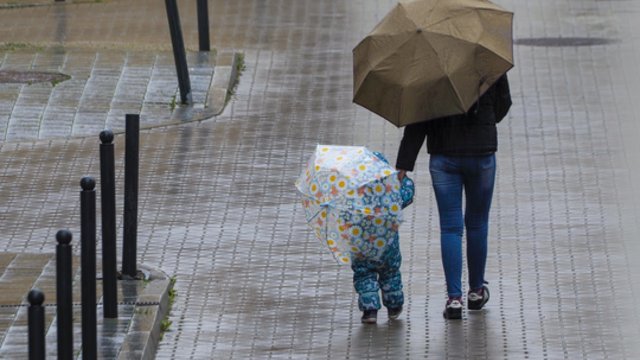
[351,233,404,311]
[400,175,415,209]
[372,151,414,209]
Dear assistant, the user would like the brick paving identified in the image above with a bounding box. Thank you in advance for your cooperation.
[2,0,640,358]
[0,253,171,359]
[0,48,223,142]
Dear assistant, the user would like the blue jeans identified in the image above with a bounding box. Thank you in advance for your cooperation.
[351,234,404,311]
[429,154,496,298]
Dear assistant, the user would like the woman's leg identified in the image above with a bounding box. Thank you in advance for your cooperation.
[429,155,464,298]
[463,154,496,291]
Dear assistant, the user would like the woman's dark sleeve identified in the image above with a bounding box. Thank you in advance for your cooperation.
[494,74,512,123]
[395,121,429,171]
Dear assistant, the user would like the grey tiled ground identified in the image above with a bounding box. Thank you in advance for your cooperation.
[2,0,640,358]
[0,253,171,359]
[0,49,218,142]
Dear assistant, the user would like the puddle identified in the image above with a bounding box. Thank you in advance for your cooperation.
[0,70,70,85]
[514,37,619,47]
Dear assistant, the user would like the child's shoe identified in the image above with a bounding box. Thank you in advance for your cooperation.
[361,309,378,324]
[468,285,490,310]
[443,297,462,319]
[387,306,403,320]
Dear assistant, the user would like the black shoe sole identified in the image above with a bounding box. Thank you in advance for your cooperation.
[388,306,403,320]
[388,311,402,320]
[361,310,378,324]
[468,286,490,310]
[443,307,462,319]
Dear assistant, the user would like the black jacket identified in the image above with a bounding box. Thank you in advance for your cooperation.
[396,75,512,171]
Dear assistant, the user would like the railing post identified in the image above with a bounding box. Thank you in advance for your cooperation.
[197,0,210,52]
[55,229,73,360]
[99,130,118,318]
[28,289,45,360]
[122,114,139,278]
[80,177,97,360]
[165,0,192,104]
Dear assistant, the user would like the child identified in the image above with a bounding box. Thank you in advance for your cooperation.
[344,152,414,324]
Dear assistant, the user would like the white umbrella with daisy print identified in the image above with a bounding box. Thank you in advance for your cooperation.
[295,145,404,265]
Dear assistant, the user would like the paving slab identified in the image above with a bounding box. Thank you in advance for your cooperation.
[1,0,640,359]
[0,47,239,142]
[0,253,172,359]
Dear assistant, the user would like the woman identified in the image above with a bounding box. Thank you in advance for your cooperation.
[395,74,512,319]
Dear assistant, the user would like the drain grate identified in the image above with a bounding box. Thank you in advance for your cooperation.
[514,37,619,47]
[0,70,70,85]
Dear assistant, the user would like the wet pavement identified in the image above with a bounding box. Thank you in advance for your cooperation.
[0,253,172,359]
[2,0,640,358]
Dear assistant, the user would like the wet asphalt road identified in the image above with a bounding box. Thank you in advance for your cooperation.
[2,0,640,358]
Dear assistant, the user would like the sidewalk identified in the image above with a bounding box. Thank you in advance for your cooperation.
[2,0,640,359]
[0,0,237,358]
[0,253,172,359]
[0,0,242,142]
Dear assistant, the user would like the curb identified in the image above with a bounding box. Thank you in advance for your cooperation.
[117,264,174,360]
[120,50,242,134]
[170,51,242,122]
[207,52,242,116]
[0,254,174,358]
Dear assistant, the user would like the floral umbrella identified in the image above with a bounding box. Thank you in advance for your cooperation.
[295,145,404,265]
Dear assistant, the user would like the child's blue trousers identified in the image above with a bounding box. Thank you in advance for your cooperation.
[351,234,404,311]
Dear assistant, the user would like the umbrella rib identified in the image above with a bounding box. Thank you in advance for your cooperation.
[425,7,511,30]
[427,32,513,70]
[400,4,505,111]
[356,2,420,78]
[358,30,420,88]
[416,32,466,111]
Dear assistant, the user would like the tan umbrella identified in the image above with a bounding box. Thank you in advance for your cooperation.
[353,0,514,127]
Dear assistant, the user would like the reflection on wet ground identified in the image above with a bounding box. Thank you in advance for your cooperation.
[2,0,640,358]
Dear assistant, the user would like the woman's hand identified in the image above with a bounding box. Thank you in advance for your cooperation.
[397,170,407,180]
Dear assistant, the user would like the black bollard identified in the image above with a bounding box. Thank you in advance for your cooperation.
[165,0,192,104]
[55,229,73,360]
[80,177,97,360]
[197,0,210,52]
[122,115,139,278]
[28,289,45,360]
[99,130,118,318]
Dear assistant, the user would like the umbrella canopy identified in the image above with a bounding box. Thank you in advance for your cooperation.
[353,0,514,127]
[295,145,403,265]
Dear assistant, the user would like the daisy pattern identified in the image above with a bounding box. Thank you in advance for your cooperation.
[310,182,319,195]
[321,182,331,192]
[350,225,363,238]
[337,179,348,190]
[382,196,391,206]
[297,145,412,265]
[374,238,386,249]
